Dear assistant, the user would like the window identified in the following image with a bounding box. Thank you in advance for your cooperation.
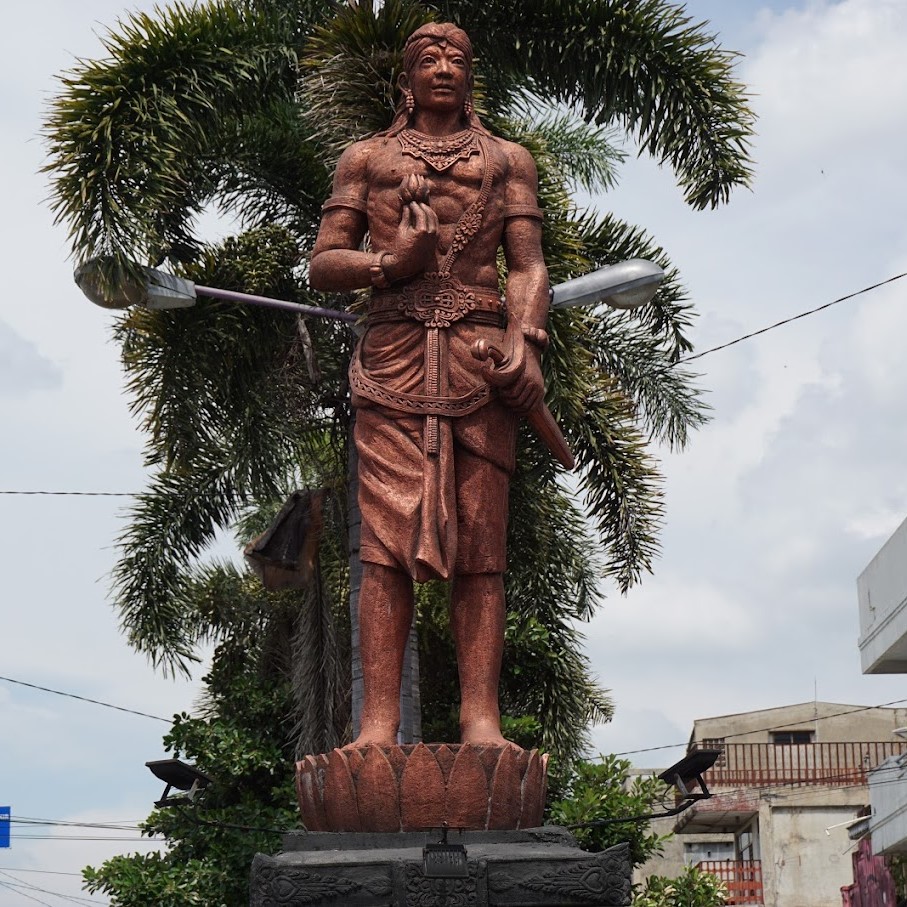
[736,826,760,862]
[702,737,727,766]
[684,841,734,865]
[771,730,814,745]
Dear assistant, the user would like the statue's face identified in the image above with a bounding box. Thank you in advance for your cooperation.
[409,41,470,115]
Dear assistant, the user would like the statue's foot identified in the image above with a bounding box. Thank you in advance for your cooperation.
[459,719,516,748]
[344,723,399,749]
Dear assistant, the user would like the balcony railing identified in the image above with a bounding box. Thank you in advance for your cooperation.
[697,860,763,905]
[693,741,907,788]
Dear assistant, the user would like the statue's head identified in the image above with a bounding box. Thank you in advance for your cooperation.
[382,22,487,136]
[402,22,474,82]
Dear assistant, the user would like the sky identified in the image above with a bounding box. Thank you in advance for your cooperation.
[2,0,907,903]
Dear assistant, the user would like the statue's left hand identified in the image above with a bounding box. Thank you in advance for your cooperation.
[472,324,544,414]
[497,349,544,413]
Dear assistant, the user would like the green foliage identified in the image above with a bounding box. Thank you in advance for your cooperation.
[634,865,728,907]
[548,755,668,864]
[84,621,299,906]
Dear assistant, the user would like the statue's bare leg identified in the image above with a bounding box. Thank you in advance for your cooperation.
[351,562,414,747]
[450,572,510,746]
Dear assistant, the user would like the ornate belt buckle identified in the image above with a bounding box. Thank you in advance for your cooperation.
[399,273,477,328]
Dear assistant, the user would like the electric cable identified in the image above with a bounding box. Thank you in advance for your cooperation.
[0,491,132,497]
[0,869,82,877]
[678,271,907,365]
[0,869,106,906]
[0,878,58,907]
[610,697,907,759]
[0,675,170,723]
[8,836,155,842]
[12,818,142,832]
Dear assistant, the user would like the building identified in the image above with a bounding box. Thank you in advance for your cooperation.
[635,702,907,906]
[857,514,907,861]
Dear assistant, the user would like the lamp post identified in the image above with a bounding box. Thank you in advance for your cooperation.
[74,257,664,318]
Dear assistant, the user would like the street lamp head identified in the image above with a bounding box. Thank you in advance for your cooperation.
[658,748,723,800]
[74,258,197,310]
[550,258,665,311]
[146,758,212,808]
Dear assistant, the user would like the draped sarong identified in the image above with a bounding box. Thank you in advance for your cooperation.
[351,310,517,582]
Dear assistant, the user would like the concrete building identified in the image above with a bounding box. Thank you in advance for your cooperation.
[857,515,907,860]
[858,514,907,674]
[636,702,907,906]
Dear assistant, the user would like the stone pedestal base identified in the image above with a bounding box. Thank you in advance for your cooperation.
[296,743,547,832]
[250,828,631,906]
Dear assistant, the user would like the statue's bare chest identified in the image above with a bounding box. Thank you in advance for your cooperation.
[366,137,507,228]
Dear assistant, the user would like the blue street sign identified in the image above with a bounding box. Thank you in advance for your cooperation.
[0,807,9,848]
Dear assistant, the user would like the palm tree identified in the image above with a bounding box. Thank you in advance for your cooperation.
[45,0,753,765]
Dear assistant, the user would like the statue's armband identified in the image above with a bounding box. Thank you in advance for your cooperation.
[502,204,543,221]
[322,194,368,214]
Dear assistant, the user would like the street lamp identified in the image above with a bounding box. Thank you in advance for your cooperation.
[74,259,358,322]
[569,748,723,830]
[146,759,212,809]
[74,257,664,319]
[551,258,665,311]
[74,255,665,473]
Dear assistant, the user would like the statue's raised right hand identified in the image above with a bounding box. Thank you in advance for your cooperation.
[383,174,438,282]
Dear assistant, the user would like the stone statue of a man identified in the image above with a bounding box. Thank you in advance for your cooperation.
[310,22,549,748]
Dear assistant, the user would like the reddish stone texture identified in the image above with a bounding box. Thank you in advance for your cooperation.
[400,743,447,830]
[309,23,553,752]
[323,748,362,832]
[520,750,546,828]
[446,745,490,828]
[296,743,548,832]
[488,745,522,829]
[356,746,400,832]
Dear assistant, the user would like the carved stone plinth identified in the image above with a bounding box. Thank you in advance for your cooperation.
[250,828,631,906]
[296,743,547,833]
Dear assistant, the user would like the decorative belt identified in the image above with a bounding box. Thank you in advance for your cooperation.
[368,274,506,328]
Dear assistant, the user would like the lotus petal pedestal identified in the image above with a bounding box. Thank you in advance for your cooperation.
[296,743,547,833]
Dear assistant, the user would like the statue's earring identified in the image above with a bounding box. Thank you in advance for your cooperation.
[404,89,415,114]
[464,97,473,118]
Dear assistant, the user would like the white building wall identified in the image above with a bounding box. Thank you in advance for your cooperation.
[762,803,859,907]
[869,756,907,855]
[858,514,907,673]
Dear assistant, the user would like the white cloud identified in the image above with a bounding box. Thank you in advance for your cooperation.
[749,0,907,161]
[0,322,62,395]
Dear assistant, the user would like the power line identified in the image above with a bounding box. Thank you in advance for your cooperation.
[678,271,907,364]
[0,491,132,497]
[0,878,58,907]
[9,836,155,843]
[0,869,82,878]
[13,818,141,832]
[611,698,907,759]
[0,869,107,907]
[0,676,170,723]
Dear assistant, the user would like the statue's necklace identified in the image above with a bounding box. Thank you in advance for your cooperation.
[399,128,480,172]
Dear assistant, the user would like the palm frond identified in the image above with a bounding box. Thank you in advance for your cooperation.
[508,100,626,194]
[297,0,435,164]
[447,0,755,209]
[44,0,300,275]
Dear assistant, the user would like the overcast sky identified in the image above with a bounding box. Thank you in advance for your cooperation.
[2,0,907,903]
